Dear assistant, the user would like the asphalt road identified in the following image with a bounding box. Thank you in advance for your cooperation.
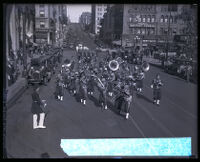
[6,24,198,158]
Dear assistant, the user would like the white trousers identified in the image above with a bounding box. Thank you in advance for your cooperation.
[33,113,46,129]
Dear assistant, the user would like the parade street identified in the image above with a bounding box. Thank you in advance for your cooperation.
[6,46,197,158]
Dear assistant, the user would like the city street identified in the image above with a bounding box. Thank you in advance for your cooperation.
[6,34,197,157]
[4,3,198,158]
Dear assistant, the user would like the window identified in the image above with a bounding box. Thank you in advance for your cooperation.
[40,21,45,28]
[142,15,146,22]
[165,16,168,23]
[151,15,155,22]
[169,16,173,23]
[138,16,141,22]
[160,15,164,22]
[147,15,151,22]
[137,28,141,34]
[141,28,145,34]
[173,28,177,34]
[150,28,155,35]
[40,11,45,17]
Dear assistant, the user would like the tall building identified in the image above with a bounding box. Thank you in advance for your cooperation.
[35,4,57,44]
[122,4,157,47]
[53,4,68,45]
[100,4,123,45]
[121,4,194,49]
[91,4,108,34]
[79,12,91,27]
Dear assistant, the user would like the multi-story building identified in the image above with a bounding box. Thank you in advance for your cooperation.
[35,4,57,44]
[122,4,157,47]
[79,12,91,30]
[53,4,68,45]
[100,4,123,45]
[120,4,195,50]
[91,4,108,34]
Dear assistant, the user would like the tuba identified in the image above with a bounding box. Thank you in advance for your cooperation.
[141,61,150,72]
[109,60,119,71]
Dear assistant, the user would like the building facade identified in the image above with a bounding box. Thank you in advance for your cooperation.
[79,12,91,31]
[100,4,123,45]
[91,4,108,34]
[122,4,157,47]
[121,4,195,49]
[6,4,35,87]
[35,4,57,44]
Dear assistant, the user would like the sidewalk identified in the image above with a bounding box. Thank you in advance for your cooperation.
[6,56,32,109]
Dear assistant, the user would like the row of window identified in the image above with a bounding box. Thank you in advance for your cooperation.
[160,15,177,23]
[131,27,155,35]
[129,15,178,24]
[129,15,155,23]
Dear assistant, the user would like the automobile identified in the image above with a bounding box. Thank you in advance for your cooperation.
[164,57,194,80]
[27,56,52,85]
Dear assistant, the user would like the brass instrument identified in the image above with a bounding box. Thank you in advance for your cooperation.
[108,57,125,71]
[141,61,150,72]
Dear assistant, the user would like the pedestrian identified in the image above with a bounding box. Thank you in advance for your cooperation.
[55,75,64,101]
[151,74,164,106]
[31,85,46,129]
[79,73,87,105]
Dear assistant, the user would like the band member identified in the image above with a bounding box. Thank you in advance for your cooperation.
[31,85,46,129]
[136,69,145,93]
[87,74,95,96]
[151,74,164,106]
[79,73,88,105]
[98,78,108,110]
[55,74,64,101]
[63,69,71,89]
[120,85,133,119]
[69,71,76,95]
[107,71,115,97]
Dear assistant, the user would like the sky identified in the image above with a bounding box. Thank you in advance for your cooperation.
[67,4,91,23]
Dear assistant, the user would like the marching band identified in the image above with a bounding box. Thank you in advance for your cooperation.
[53,46,164,119]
